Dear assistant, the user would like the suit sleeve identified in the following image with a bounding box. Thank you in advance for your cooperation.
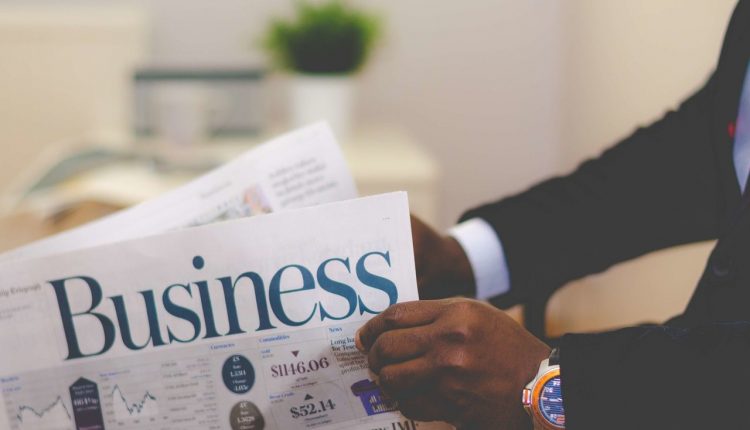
[460,75,725,306]
[560,323,750,429]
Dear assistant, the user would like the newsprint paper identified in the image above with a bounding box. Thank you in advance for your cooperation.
[0,122,358,262]
[0,193,452,430]
[0,152,454,429]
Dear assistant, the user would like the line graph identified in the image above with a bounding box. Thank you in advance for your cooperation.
[16,395,73,429]
[110,385,158,420]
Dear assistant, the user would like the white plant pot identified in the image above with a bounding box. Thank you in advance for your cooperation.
[290,74,354,139]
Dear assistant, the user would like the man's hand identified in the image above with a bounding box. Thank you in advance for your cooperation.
[356,298,550,429]
[411,216,475,299]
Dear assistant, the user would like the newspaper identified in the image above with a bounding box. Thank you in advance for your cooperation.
[0,122,357,262]
[0,192,451,430]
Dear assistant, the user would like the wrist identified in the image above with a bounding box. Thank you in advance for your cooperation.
[441,236,477,297]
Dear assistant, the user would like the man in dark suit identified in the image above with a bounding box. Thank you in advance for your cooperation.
[355,1,750,429]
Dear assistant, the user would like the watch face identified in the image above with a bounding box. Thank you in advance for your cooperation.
[538,375,565,427]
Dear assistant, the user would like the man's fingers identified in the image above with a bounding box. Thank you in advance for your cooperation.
[356,300,445,352]
[397,394,452,423]
[367,325,432,374]
[377,357,436,400]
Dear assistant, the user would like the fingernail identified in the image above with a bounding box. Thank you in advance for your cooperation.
[355,329,365,352]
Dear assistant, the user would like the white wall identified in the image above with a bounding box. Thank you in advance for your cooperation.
[0,0,562,226]
[355,0,563,228]
[0,4,145,193]
[561,0,737,170]
[0,0,564,230]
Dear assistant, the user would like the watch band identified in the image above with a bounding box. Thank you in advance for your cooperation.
[549,347,560,366]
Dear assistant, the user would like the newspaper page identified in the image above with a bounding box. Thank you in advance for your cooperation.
[0,122,357,262]
[0,192,452,430]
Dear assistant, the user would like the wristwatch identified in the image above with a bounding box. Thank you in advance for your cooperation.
[522,348,565,429]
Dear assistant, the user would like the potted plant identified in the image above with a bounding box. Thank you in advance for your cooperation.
[264,1,381,138]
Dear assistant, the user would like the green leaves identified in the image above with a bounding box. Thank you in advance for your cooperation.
[264,1,381,75]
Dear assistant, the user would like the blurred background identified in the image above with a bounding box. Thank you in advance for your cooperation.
[0,0,738,335]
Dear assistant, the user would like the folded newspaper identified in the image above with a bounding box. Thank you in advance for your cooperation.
[1,123,358,262]
[0,124,452,430]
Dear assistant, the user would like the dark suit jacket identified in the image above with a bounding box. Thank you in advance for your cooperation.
[462,2,750,428]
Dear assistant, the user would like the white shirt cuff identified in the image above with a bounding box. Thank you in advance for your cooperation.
[449,218,511,300]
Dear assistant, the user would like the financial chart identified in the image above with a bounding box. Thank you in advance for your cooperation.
[1,322,435,430]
